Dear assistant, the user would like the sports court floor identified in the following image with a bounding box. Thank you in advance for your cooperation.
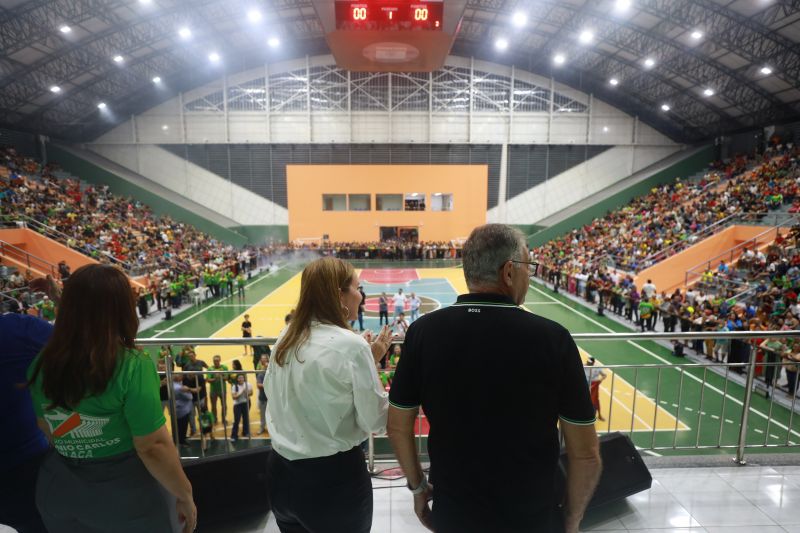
[140,264,800,458]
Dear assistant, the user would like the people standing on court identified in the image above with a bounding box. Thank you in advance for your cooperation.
[388,224,601,533]
[379,292,389,326]
[584,357,607,422]
[392,288,407,319]
[206,355,229,426]
[241,313,253,359]
[252,336,272,370]
[173,373,196,446]
[391,312,409,338]
[350,284,366,331]
[265,257,393,533]
[181,350,208,437]
[409,292,421,322]
[256,354,269,434]
[231,374,252,442]
[26,264,196,533]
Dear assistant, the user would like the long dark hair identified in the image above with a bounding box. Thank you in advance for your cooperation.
[28,264,138,410]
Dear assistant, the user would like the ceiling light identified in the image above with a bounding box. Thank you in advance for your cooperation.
[690,30,703,40]
[579,30,594,44]
[512,11,527,27]
[553,53,566,65]
[162,125,169,131]
[97,102,107,110]
[644,57,655,68]
[59,25,71,34]
[208,52,221,63]
[760,66,773,76]
[661,104,670,112]
[267,37,280,48]
[247,9,262,23]
[609,78,619,86]
[139,0,152,4]
[113,55,124,63]
[495,38,509,51]
[49,85,61,93]
[615,0,632,12]
[603,126,609,133]
[152,76,162,83]
[703,87,714,97]
[178,27,191,39]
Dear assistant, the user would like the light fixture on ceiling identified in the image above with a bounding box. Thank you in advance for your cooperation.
[59,25,71,34]
[512,11,528,27]
[495,38,509,51]
[247,9,262,23]
[178,27,191,39]
[615,0,632,12]
[760,66,773,76]
[603,126,609,133]
[690,30,703,40]
[267,37,280,48]
[209,51,221,63]
[553,53,566,65]
[152,76,162,83]
[139,0,152,4]
[162,125,169,131]
[97,102,107,110]
[644,57,655,68]
[703,87,714,97]
[609,78,620,86]
[50,85,61,93]
[113,55,124,63]
[579,30,594,44]
[661,103,670,112]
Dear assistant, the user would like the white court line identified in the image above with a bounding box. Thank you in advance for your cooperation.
[528,282,800,440]
[145,265,290,339]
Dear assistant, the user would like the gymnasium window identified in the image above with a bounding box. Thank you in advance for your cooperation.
[376,194,403,211]
[431,193,453,211]
[404,193,426,211]
[322,194,347,211]
[348,194,371,211]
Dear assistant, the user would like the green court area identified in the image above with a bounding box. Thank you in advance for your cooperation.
[140,262,800,459]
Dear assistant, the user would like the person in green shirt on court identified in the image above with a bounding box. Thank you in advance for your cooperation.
[26,264,196,533]
[236,273,246,301]
[639,297,655,332]
[206,354,229,426]
[36,296,57,323]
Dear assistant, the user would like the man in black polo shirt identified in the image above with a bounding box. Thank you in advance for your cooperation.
[388,224,601,533]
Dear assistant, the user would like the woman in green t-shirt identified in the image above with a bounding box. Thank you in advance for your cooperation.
[27,264,196,533]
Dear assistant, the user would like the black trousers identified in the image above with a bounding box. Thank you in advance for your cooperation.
[0,451,48,533]
[432,489,564,533]
[267,446,372,533]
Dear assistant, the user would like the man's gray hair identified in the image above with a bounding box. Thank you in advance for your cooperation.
[462,224,527,286]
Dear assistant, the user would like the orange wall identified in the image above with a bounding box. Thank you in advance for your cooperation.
[286,165,488,242]
[634,225,786,294]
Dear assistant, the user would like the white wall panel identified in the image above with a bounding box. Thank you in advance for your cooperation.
[311,113,351,143]
[228,113,269,143]
[510,115,549,144]
[429,114,469,143]
[550,115,588,144]
[184,114,226,143]
[488,144,682,224]
[390,113,428,143]
[88,144,287,226]
[269,114,308,142]
[351,113,390,143]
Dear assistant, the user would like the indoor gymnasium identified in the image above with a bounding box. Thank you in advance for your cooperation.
[4,0,800,532]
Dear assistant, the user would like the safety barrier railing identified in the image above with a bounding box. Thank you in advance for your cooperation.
[0,239,58,277]
[142,330,800,466]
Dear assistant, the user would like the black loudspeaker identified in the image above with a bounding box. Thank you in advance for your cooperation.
[182,446,272,527]
[556,432,652,510]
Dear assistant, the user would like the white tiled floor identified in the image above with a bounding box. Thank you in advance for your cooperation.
[211,465,800,533]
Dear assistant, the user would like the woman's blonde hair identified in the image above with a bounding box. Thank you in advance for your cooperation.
[273,257,355,366]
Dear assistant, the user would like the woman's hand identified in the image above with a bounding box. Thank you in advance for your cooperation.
[369,325,393,362]
[176,495,197,533]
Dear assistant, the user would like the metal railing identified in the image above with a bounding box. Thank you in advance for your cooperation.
[144,331,800,466]
[683,215,798,289]
[0,239,58,277]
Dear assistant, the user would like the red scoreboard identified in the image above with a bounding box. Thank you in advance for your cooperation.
[335,0,444,30]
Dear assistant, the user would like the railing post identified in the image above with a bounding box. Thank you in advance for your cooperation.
[164,354,181,450]
[734,348,758,465]
[367,434,376,474]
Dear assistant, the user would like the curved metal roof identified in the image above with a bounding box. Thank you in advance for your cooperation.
[1,0,798,142]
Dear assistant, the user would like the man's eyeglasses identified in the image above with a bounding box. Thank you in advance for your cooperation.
[500,259,539,276]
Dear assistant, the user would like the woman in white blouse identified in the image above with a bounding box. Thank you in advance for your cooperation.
[265,257,392,532]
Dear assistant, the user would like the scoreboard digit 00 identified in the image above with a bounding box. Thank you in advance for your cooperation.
[335,1,444,31]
